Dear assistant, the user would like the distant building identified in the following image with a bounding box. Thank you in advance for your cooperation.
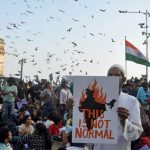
[0,38,5,76]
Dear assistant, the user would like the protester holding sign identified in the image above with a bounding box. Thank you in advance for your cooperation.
[94,64,143,150]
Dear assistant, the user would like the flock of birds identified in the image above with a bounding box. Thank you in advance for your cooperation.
[0,0,120,81]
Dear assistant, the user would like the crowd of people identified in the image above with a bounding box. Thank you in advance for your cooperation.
[0,65,150,150]
[0,77,76,150]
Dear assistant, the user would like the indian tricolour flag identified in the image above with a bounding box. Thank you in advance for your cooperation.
[125,39,150,66]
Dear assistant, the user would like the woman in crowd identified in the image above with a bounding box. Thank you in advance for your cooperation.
[0,127,13,150]
[19,123,52,150]
[18,115,34,136]
[45,113,54,129]
[31,109,40,123]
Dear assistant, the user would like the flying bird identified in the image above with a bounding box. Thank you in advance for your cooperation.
[100,9,106,12]
[58,10,65,13]
[111,38,115,42]
[14,74,20,76]
[34,47,38,51]
[90,60,93,63]
[55,71,60,74]
[72,18,79,21]
[21,21,26,24]
[90,33,94,36]
[26,10,34,14]
[71,42,77,47]
[7,26,12,30]
[69,72,72,75]
[23,51,27,54]
[91,15,94,18]
[27,39,33,42]
[67,28,72,32]
[10,23,19,29]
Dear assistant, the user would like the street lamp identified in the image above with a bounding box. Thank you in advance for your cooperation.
[19,58,26,80]
[119,10,150,79]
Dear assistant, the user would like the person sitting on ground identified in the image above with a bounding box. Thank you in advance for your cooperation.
[31,109,40,123]
[12,107,30,126]
[48,115,63,138]
[0,127,13,150]
[44,113,54,129]
[18,115,34,136]
[19,123,52,150]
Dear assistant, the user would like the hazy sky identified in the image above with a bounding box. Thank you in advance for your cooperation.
[0,0,150,81]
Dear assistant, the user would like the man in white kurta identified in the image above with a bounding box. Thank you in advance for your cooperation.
[94,64,143,150]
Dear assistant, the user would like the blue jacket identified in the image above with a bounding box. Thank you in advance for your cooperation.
[137,87,150,103]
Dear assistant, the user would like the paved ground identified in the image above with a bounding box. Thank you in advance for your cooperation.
[52,141,63,150]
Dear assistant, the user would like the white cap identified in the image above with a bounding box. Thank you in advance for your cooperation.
[108,64,126,77]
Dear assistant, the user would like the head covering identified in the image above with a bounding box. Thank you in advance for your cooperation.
[108,64,126,77]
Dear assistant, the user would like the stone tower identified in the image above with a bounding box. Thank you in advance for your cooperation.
[0,38,5,76]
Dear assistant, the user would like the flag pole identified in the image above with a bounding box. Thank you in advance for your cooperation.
[125,36,127,78]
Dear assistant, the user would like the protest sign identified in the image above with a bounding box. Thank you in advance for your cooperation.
[71,76,119,144]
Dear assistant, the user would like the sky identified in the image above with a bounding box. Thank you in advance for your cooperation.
[0,0,150,81]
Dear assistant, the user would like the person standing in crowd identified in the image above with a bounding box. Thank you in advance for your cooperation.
[137,81,150,106]
[94,64,143,150]
[128,82,138,98]
[0,127,13,150]
[16,80,27,110]
[59,80,73,118]
[40,82,54,117]
[0,77,18,122]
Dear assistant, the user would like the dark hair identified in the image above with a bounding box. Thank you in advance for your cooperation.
[23,115,31,124]
[0,127,9,143]
[19,80,24,85]
[52,116,61,124]
[35,123,52,149]
[142,81,148,87]
[7,77,16,84]
[61,79,67,88]
[47,112,55,120]
[44,82,52,89]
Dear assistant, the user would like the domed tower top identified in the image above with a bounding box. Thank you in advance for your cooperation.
[0,38,5,53]
[0,38,5,76]
[0,38,5,44]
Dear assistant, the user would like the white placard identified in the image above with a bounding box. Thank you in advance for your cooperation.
[70,76,119,144]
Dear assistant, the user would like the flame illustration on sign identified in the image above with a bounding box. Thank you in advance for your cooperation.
[80,79,106,105]
[78,79,107,129]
